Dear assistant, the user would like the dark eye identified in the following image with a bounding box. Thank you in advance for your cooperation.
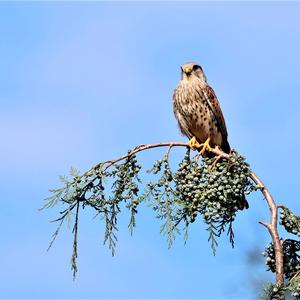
[193,65,200,71]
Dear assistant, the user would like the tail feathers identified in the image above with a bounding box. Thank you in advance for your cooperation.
[222,139,231,154]
[236,193,249,210]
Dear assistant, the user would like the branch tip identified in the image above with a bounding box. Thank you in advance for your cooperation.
[259,220,270,229]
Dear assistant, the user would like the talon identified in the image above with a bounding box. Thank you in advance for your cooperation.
[188,136,212,155]
[188,136,199,150]
[199,137,212,156]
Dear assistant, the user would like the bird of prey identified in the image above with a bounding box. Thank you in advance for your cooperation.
[173,61,249,209]
[173,61,230,155]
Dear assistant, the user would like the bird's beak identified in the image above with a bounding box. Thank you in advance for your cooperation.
[182,66,192,75]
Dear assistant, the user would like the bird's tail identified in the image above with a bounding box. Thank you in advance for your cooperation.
[222,139,231,154]
[236,193,249,210]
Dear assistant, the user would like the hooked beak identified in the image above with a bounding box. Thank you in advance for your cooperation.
[182,66,192,75]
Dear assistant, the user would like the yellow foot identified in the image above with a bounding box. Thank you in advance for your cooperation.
[188,136,199,150]
[188,136,212,155]
[199,137,212,156]
[188,136,200,150]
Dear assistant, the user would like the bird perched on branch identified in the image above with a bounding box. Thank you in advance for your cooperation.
[173,61,249,209]
[173,61,230,155]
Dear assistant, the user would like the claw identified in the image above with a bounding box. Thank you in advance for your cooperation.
[199,137,212,156]
[188,136,212,155]
[188,136,199,150]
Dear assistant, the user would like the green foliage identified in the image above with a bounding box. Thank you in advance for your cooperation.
[261,283,285,300]
[262,205,300,299]
[263,239,300,299]
[262,276,300,300]
[263,239,300,279]
[262,274,300,300]
[145,148,255,253]
[280,207,300,237]
[41,147,256,277]
[288,272,300,299]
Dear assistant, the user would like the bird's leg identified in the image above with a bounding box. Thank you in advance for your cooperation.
[198,137,212,156]
[188,136,200,150]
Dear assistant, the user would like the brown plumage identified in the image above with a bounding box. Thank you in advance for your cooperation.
[173,61,230,153]
[173,61,248,209]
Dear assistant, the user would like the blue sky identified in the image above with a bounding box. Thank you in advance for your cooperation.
[1,2,300,299]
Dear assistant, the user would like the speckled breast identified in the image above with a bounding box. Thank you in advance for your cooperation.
[173,81,223,147]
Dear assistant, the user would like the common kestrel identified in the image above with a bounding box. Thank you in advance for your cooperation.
[173,61,230,155]
[173,61,249,209]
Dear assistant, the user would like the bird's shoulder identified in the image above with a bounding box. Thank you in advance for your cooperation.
[203,84,221,110]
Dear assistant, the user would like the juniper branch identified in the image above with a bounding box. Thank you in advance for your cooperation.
[44,140,285,294]
[87,142,284,288]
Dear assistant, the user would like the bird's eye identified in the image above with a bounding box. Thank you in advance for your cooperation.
[193,65,200,71]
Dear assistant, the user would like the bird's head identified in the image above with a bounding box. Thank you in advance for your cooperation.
[181,61,207,83]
